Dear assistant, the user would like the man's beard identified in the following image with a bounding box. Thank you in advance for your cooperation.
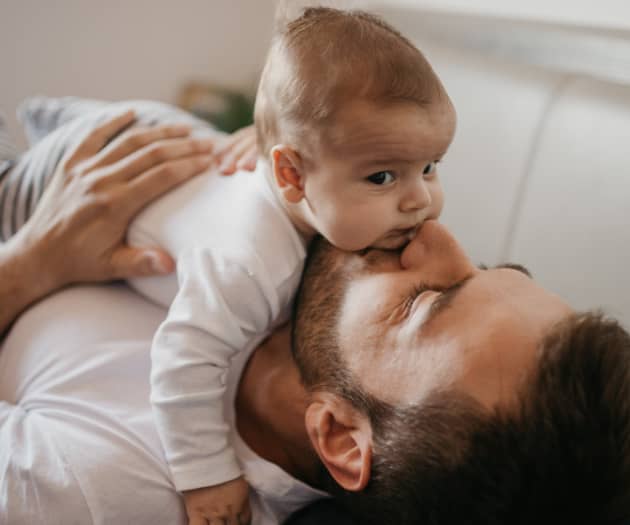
[291,236,485,524]
[291,235,351,392]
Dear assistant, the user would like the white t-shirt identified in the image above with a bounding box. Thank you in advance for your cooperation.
[127,163,308,491]
[0,284,325,525]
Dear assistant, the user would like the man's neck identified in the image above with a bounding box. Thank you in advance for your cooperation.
[235,322,322,487]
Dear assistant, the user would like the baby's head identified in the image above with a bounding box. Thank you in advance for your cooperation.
[255,7,456,250]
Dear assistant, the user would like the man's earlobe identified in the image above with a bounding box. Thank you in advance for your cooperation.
[305,396,372,492]
[271,145,305,204]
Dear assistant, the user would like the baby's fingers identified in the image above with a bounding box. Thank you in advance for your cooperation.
[235,149,258,172]
[237,504,252,525]
[219,133,257,175]
[188,515,209,525]
[207,513,248,525]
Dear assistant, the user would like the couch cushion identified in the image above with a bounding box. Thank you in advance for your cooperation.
[508,77,630,327]
[418,42,566,266]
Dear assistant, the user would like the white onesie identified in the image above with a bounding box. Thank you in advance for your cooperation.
[128,162,307,491]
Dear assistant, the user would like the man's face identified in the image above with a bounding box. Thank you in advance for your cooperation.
[321,220,572,409]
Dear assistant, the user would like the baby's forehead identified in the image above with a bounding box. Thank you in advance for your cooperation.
[320,98,456,159]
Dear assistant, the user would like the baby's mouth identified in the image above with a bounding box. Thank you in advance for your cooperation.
[373,228,417,250]
[390,226,418,241]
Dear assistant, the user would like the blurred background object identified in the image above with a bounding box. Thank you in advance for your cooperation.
[3,0,629,145]
[178,82,254,132]
[0,0,276,148]
[366,0,630,30]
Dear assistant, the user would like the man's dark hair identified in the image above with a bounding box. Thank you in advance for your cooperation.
[292,238,630,524]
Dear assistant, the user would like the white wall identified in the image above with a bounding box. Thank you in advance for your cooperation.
[368,0,630,30]
[0,0,276,149]
[4,0,629,150]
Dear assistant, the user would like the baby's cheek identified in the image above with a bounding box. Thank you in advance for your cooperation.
[428,181,445,219]
[331,211,383,250]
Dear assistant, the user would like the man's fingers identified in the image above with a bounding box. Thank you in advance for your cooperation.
[82,124,195,173]
[88,136,215,187]
[122,154,213,214]
[109,246,175,279]
[64,110,136,169]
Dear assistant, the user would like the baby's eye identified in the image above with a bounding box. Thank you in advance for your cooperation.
[366,171,395,185]
[423,162,438,176]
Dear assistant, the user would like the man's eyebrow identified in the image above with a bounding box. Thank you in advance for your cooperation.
[424,276,473,326]
[495,263,532,278]
[423,263,532,327]
[478,262,533,278]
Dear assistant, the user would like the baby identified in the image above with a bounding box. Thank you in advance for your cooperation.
[151,6,457,525]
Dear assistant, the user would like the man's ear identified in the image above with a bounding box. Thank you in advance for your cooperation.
[270,145,305,204]
[305,394,372,492]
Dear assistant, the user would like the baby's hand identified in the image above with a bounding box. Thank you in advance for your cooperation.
[213,125,257,175]
[183,476,252,525]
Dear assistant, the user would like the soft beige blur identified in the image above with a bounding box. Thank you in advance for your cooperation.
[0,0,276,149]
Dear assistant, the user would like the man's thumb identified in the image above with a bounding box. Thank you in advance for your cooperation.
[111,246,175,278]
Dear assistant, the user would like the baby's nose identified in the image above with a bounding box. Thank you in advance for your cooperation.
[400,220,475,283]
[399,178,432,213]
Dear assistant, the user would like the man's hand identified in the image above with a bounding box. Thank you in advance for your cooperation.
[183,477,252,525]
[17,110,216,293]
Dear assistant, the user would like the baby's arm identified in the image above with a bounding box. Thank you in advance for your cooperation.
[151,248,279,519]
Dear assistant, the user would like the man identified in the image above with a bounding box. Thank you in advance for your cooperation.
[4,213,630,523]
[290,221,630,523]
[2,105,630,525]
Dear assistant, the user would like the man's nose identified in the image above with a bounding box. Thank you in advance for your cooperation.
[400,220,476,283]
[399,177,432,213]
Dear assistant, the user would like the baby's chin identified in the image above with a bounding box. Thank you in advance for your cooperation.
[329,229,414,252]
[369,235,412,251]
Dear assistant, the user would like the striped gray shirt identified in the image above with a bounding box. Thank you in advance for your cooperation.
[0,99,219,242]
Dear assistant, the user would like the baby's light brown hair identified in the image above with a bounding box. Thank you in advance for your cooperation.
[254,6,449,160]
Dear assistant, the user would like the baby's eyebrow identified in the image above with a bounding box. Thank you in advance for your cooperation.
[358,155,414,166]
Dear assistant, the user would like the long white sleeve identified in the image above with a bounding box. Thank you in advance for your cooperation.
[151,247,281,492]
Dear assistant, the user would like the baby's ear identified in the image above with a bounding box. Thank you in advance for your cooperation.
[271,145,305,204]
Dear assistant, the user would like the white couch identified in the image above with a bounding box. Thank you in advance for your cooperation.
[377,7,630,328]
